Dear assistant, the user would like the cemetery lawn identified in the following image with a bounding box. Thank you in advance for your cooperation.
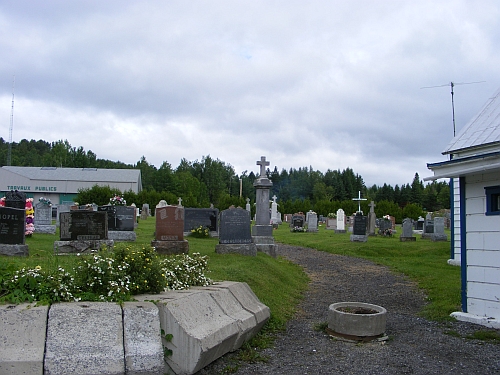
[3,219,459,338]
[1,219,309,340]
[273,223,461,322]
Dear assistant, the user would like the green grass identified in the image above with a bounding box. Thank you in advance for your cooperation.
[273,223,461,321]
[1,218,308,335]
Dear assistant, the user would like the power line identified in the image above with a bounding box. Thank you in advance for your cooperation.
[420,81,486,137]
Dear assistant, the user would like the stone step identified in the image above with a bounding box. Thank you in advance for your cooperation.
[0,282,270,375]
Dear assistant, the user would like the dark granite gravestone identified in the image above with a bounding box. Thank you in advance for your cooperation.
[422,217,434,239]
[0,207,26,245]
[218,208,252,244]
[353,213,367,235]
[291,215,304,229]
[216,208,256,256]
[415,217,424,230]
[378,219,392,235]
[184,208,219,233]
[5,191,26,210]
[59,211,108,241]
[350,212,368,242]
[98,206,135,231]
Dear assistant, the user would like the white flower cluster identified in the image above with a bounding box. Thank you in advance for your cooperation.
[161,253,212,290]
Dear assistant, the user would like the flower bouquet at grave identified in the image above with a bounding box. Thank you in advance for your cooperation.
[0,197,5,206]
[38,197,52,206]
[290,226,307,233]
[25,198,35,236]
[327,212,336,218]
[379,214,393,237]
[109,195,127,206]
[190,225,210,238]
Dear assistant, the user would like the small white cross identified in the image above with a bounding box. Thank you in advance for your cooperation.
[352,191,367,213]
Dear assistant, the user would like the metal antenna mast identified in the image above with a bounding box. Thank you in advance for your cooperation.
[421,81,485,137]
[7,75,15,166]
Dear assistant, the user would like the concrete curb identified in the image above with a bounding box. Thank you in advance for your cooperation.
[0,282,270,375]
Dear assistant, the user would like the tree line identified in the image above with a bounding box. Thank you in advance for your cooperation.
[1,138,450,221]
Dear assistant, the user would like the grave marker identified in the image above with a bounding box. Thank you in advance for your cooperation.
[184,208,219,234]
[216,208,256,256]
[367,201,376,236]
[306,211,318,232]
[350,212,368,242]
[98,205,136,241]
[251,156,277,257]
[34,201,56,234]
[0,206,28,256]
[151,205,188,255]
[400,218,416,242]
[54,211,113,254]
[431,217,447,241]
[335,209,346,233]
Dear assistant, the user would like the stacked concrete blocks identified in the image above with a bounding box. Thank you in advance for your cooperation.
[0,303,49,375]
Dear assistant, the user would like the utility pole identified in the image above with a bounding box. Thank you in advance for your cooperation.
[7,75,15,166]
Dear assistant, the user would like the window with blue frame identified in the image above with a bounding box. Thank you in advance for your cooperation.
[485,185,500,216]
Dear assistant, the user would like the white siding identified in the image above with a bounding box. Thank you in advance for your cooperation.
[452,178,461,262]
[465,173,500,319]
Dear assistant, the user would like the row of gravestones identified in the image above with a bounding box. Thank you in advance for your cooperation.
[151,205,259,256]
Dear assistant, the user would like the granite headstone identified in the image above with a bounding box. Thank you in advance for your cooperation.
[184,208,219,233]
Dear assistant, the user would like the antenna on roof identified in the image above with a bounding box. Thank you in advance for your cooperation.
[7,75,15,166]
[421,81,486,137]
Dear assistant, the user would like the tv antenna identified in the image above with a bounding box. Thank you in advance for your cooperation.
[7,75,15,166]
[421,81,485,137]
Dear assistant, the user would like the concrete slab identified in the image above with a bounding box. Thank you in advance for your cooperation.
[44,302,124,375]
[156,290,239,375]
[212,281,271,332]
[123,302,164,375]
[0,244,28,256]
[0,303,48,375]
[192,286,256,350]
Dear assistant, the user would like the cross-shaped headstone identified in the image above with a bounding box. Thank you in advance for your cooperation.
[177,197,182,206]
[246,198,250,204]
[272,195,277,204]
[352,191,367,213]
[368,201,376,213]
[256,156,270,177]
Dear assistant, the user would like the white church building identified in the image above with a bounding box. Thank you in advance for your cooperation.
[426,87,500,328]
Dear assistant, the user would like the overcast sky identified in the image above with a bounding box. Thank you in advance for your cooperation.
[1,1,500,188]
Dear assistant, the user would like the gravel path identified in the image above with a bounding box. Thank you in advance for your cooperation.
[198,244,500,375]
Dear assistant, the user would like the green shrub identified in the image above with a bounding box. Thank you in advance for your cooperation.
[2,266,80,304]
[112,245,166,294]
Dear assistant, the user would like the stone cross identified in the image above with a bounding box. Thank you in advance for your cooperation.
[246,198,250,204]
[352,191,367,213]
[368,201,376,213]
[256,156,270,177]
[178,197,182,206]
[272,195,277,204]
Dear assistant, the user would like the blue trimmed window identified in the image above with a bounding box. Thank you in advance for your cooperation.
[485,185,500,216]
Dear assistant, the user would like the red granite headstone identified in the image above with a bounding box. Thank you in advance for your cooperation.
[155,206,184,241]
